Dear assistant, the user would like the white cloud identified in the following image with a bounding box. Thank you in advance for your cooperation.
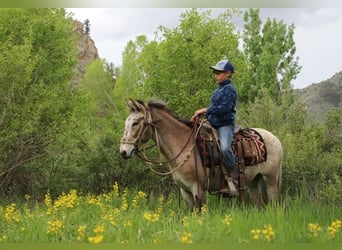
[292,8,342,88]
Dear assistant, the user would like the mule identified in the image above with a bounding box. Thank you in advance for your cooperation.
[119,99,283,210]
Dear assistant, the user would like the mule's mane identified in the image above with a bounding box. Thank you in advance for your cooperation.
[147,100,193,127]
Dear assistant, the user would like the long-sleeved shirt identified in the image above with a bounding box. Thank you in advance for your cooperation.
[206,79,237,128]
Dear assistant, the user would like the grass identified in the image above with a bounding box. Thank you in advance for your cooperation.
[0,181,341,244]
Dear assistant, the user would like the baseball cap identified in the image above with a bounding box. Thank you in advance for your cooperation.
[209,60,234,73]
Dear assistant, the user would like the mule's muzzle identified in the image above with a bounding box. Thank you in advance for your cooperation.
[120,150,131,159]
[119,143,136,159]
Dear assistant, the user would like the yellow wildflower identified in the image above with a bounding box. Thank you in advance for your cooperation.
[138,191,147,199]
[102,213,116,226]
[143,211,160,222]
[123,220,132,227]
[121,187,129,211]
[88,235,103,244]
[5,203,20,225]
[113,208,120,217]
[113,182,119,197]
[251,229,261,241]
[201,204,208,213]
[0,235,7,242]
[54,189,78,209]
[152,237,160,243]
[223,214,232,226]
[93,224,105,234]
[77,225,86,241]
[181,231,193,243]
[328,219,341,239]
[88,224,105,244]
[308,223,321,238]
[262,224,275,243]
[132,197,138,209]
[47,219,63,235]
[102,193,111,201]
[85,196,97,205]
[44,190,52,207]
[168,209,175,218]
[182,216,189,228]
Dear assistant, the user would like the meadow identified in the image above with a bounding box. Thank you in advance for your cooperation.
[0,181,341,244]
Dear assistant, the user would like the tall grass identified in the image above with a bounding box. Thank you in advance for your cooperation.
[0,182,341,243]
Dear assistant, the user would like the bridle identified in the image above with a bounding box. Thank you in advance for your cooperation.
[120,107,202,176]
[120,105,155,147]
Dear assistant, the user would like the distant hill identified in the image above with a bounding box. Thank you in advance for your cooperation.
[294,71,342,121]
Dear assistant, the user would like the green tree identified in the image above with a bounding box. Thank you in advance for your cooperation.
[243,8,301,103]
[84,18,90,35]
[0,9,78,197]
[115,35,151,101]
[117,9,246,118]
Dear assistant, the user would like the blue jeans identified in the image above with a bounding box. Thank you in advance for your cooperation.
[217,125,237,173]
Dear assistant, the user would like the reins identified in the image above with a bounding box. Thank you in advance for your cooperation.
[135,111,204,176]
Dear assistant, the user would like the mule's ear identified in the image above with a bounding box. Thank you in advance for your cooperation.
[125,98,145,112]
[132,99,145,112]
[125,98,136,112]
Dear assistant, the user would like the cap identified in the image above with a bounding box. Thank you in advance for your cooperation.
[209,60,234,73]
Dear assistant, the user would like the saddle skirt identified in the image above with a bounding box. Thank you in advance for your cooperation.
[195,120,267,194]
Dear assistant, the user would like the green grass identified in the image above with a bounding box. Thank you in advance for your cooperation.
[0,182,341,244]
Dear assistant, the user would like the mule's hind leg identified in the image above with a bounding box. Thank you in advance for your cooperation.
[248,174,266,208]
[263,176,280,203]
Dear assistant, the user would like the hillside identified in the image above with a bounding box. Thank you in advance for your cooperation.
[295,71,342,121]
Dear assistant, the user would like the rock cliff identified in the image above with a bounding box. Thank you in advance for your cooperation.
[72,20,99,84]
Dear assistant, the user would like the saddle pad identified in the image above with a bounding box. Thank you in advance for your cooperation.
[242,128,267,163]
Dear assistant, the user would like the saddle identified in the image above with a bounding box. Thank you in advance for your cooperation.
[195,120,267,199]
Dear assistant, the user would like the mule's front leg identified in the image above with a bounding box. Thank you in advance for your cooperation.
[180,188,195,211]
[180,187,205,211]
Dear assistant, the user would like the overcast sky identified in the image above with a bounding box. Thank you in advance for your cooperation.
[67,8,342,89]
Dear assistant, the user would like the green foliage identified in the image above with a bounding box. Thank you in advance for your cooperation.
[243,9,301,103]
[0,187,341,243]
[0,9,78,197]
[117,9,245,118]
[75,59,167,194]
[243,92,342,205]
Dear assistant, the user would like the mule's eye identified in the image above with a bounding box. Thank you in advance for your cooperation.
[132,122,139,127]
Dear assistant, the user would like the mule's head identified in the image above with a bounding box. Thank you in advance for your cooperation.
[120,99,154,159]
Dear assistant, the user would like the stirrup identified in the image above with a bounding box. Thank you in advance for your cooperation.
[227,177,238,196]
[220,177,238,196]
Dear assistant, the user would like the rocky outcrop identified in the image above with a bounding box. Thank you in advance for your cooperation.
[72,20,99,84]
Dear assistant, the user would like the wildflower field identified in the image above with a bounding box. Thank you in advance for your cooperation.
[0,182,341,246]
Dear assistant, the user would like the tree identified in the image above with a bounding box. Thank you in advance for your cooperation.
[117,9,245,118]
[84,18,90,35]
[0,9,78,197]
[243,8,301,103]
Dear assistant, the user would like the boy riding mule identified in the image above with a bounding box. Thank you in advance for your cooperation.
[120,99,283,210]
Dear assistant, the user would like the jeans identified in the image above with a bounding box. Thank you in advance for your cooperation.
[217,125,237,173]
